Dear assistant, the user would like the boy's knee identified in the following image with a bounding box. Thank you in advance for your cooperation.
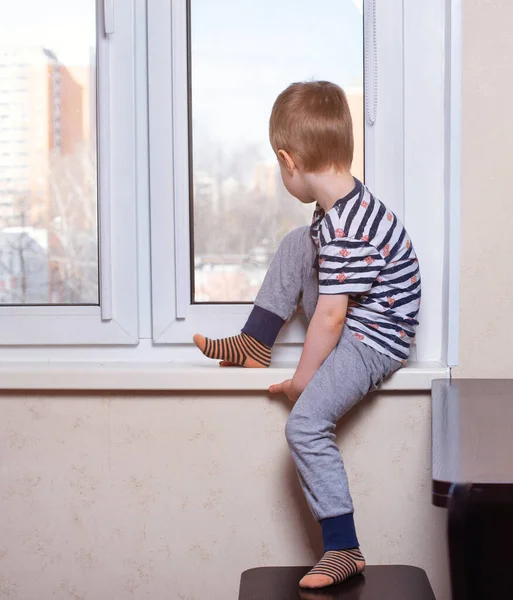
[286,404,336,452]
[285,410,308,450]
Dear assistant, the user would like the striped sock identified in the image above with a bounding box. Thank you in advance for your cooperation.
[193,332,271,368]
[299,548,365,589]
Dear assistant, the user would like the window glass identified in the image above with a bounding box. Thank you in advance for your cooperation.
[190,0,364,302]
[0,0,98,304]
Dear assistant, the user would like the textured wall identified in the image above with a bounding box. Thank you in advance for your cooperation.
[0,392,449,600]
[456,0,513,377]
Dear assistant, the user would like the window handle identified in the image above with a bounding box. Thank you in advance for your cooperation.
[365,0,377,125]
[103,0,115,36]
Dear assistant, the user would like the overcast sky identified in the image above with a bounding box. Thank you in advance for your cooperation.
[0,0,363,157]
[0,0,95,64]
[191,0,363,155]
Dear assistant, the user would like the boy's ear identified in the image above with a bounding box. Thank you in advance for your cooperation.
[278,149,296,174]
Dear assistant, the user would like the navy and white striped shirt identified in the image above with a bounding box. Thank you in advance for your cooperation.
[310,179,421,363]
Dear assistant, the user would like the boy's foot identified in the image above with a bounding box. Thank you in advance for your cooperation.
[193,332,271,368]
[299,548,365,589]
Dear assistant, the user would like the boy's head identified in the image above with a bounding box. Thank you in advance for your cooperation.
[269,81,354,202]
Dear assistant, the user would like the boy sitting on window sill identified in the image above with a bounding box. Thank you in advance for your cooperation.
[193,81,421,590]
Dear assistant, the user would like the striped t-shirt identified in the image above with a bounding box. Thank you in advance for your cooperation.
[310,178,421,363]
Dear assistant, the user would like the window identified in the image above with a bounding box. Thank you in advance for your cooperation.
[1,0,459,368]
[148,0,455,366]
[0,1,98,305]
[0,0,138,345]
[190,0,364,303]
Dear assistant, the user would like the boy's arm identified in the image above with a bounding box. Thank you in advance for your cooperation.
[269,294,348,401]
[292,294,348,391]
[269,236,384,402]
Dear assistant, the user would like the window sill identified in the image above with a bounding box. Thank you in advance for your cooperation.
[0,361,448,392]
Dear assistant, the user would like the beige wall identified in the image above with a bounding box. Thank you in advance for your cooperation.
[0,391,449,600]
[456,0,513,377]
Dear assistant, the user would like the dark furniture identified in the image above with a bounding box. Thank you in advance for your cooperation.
[432,379,513,599]
[239,565,436,600]
[448,483,513,600]
[432,379,513,507]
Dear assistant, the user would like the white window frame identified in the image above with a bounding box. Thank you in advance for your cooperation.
[148,0,457,365]
[0,0,139,346]
[0,0,460,368]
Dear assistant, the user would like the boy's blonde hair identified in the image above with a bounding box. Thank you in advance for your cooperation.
[269,81,354,172]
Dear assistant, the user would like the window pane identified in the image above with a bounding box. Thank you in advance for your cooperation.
[0,1,98,305]
[190,0,364,303]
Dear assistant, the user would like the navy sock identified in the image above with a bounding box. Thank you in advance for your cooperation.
[242,305,285,348]
[320,513,359,551]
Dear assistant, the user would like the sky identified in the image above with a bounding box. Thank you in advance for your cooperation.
[191,0,364,157]
[0,0,95,64]
[0,0,363,161]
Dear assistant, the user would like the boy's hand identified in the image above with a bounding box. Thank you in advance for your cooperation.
[269,379,302,403]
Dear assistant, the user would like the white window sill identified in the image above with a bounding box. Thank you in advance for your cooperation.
[0,361,448,391]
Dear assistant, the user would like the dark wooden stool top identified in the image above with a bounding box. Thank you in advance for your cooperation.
[239,565,436,599]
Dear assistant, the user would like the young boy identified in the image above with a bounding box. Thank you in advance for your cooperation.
[193,81,421,590]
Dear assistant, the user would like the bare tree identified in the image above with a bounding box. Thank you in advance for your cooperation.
[0,226,47,304]
[47,142,98,304]
[192,140,312,301]
[0,143,98,305]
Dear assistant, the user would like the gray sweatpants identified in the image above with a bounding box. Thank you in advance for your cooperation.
[255,227,400,521]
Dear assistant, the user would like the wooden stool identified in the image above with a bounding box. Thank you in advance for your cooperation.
[239,565,436,599]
